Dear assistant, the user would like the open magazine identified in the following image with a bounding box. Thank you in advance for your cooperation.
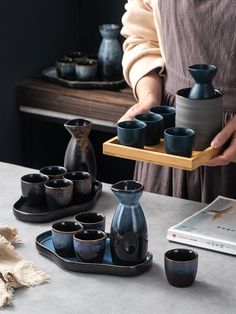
[167,196,236,255]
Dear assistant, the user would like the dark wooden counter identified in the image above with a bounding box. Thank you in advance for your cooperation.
[16,79,134,127]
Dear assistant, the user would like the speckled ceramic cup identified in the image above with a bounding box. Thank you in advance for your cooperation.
[73,229,107,262]
[40,166,67,180]
[74,212,105,231]
[52,221,83,257]
[64,171,92,202]
[117,120,147,149]
[21,173,48,206]
[45,178,73,209]
[164,248,198,287]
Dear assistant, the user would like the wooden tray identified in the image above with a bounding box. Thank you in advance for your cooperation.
[103,136,221,171]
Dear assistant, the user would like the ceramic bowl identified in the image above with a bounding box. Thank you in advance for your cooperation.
[164,248,198,287]
[56,56,75,79]
[40,166,67,180]
[117,120,147,149]
[73,229,107,262]
[74,212,106,231]
[21,173,48,206]
[164,127,195,158]
[75,59,98,81]
[45,178,73,209]
[52,220,83,257]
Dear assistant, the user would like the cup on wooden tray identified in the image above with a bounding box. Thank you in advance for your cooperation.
[117,120,147,149]
[164,127,195,158]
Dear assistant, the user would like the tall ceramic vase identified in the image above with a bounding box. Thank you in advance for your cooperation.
[98,24,123,81]
[110,180,148,266]
[176,64,223,151]
[64,118,97,180]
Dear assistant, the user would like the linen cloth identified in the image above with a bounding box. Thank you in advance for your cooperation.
[0,226,48,308]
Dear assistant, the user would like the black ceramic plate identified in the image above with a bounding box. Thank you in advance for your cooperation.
[13,181,102,223]
[36,230,153,277]
[42,67,127,90]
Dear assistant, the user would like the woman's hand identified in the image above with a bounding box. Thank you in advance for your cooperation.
[206,116,236,166]
[118,70,163,123]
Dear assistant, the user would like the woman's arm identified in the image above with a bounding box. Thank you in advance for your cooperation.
[119,0,164,121]
[119,69,162,122]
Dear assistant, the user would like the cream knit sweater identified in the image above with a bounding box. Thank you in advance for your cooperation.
[121,0,166,99]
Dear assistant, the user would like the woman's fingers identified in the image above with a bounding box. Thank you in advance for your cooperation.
[211,116,236,148]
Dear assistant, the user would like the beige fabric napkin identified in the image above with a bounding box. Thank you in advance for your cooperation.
[0,226,48,308]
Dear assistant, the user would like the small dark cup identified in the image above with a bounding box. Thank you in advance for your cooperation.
[64,171,92,202]
[75,59,98,81]
[21,173,48,206]
[135,113,163,146]
[164,248,198,288]
[164,127,195,157]
[66,51,87,63]
[40,166,67,180]
[45,178,73,209]
[73,229,107,262]
[117,120,147,149]
[74,212,105,231]
[56,57,75,79]
[52,221,83,257]
[149,106,176,137]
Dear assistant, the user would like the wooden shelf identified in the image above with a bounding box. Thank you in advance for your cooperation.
[103,136,221,171]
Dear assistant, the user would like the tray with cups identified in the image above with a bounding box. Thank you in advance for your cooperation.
[36,212,153,277]
[13,165,102,223]
[103,106,221,171]
[41,51,127,90]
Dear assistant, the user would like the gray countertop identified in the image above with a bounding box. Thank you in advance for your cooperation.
[1,162,236,313]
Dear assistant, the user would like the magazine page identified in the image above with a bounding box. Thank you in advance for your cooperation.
[168,196,236,243]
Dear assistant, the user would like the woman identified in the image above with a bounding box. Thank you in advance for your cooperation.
[119,0,236,203]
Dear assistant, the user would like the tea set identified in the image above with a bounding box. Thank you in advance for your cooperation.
[118,63,223,157]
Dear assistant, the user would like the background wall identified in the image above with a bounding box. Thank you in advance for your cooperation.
[0,0,126,166]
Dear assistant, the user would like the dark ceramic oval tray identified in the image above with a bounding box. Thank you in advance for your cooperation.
[13,181,102,223]
[36,230,153,277]
[42,67,127,90]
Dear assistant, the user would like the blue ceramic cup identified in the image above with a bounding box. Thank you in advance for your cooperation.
[117,120,147,149]
[164,248,198,287]
[74,212,106,231]
[135,112,163,146]
[164,127,195,158]
[73,229,107,262]
[149,106,176,137]
[52,221,83,257]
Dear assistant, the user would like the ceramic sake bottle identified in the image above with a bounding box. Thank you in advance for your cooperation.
[175,64,223,150]
[64,118,97,181]
[110,180,148,266]
[98,24,123,81]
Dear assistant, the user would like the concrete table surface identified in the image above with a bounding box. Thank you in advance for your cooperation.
[1,162,236,313]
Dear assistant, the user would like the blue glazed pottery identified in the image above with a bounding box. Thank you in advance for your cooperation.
[110,180,148,266]
[74,212,105,231]
[56,57,75,79]
[73,229,107,262]
[117,120,147,148]
[188,64,217,99]
[164,127,195,157]
[164,248,198,287]
[75,59,98,81]
[52,221,83,257]
[98,24,123,81]
[149,106,176,137]
[135,112,163,146]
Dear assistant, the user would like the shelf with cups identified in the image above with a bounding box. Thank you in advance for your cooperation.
[103,136,221,171]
